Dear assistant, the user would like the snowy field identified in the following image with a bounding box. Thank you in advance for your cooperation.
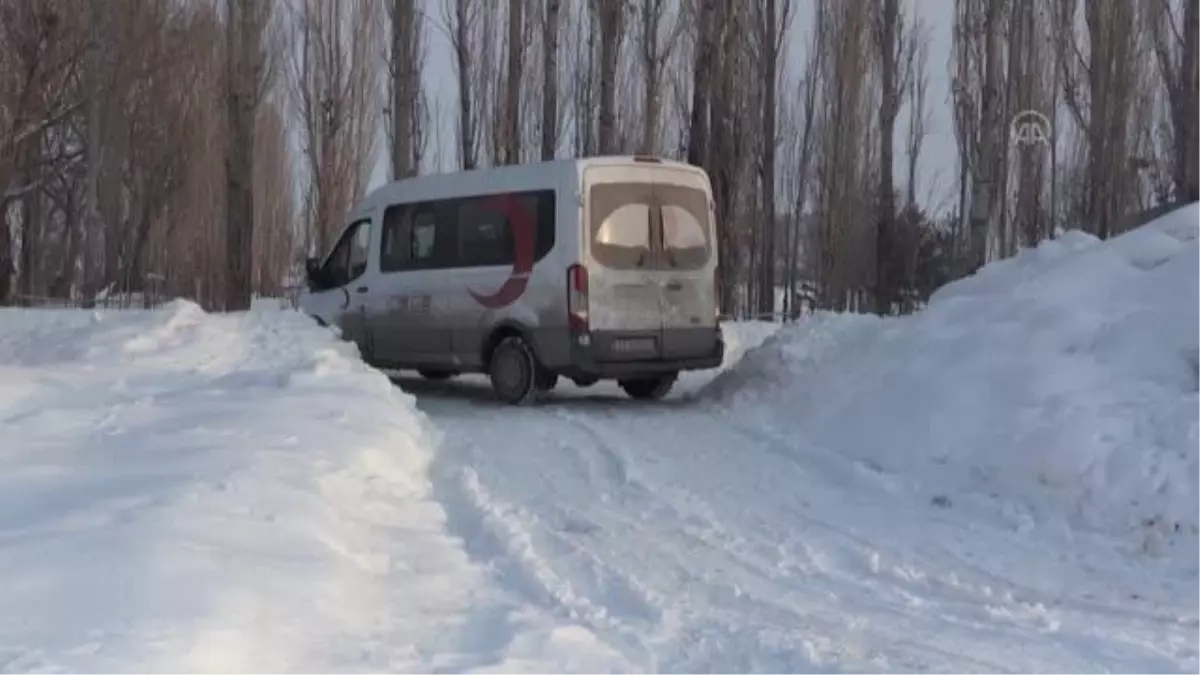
[0,304,586,671]
[0,205,1197,672]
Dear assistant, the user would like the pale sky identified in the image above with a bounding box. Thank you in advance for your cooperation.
[367,0,960,215]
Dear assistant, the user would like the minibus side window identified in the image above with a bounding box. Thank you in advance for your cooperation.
[319,219,371,288]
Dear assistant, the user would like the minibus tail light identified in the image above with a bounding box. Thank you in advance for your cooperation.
[567,264,589,333]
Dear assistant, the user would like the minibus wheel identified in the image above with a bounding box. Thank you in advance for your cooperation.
[618,373,677,401]
[535,370,559,392]
[489,336,540,405]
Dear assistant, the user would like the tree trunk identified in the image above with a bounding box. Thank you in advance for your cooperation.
[391,0,419,179]
[874,0,899,314]
[224,0,264,312]
[757,0,780,318]
[455,0,476,169]
[709,1,741,316]
[18,161,39,302]
[967,0,1003,272]
[541,0,561,160]
[1174,0,1199,201]
[686,0,714,168]
[638,0,666,155]
[502,0,524,164]
[596,0,623,155]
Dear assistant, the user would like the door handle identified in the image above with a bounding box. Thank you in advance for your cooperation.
[665,281,683,291]
[355,285,369,294]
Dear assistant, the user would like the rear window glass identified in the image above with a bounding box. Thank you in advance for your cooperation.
[589,182,711,270]
[590,183,653,270]
[658,184,711,271]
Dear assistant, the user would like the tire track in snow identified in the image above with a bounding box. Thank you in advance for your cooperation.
[551,409,639,498]
[427,415,659,668]
[550,407,728,543]
[429,396,1030,671]
[410,333,1196,672]
[541,408,912,671]
[548,409,817,602]
[517,405,1108,671]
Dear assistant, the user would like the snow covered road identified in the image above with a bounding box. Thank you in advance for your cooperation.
[1,207,1196,672]
[0,304,506,672]
[397,320,1196,672]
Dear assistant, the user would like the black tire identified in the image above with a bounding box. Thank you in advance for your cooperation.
[418,369,454,381]
[535,369,559,392]
[618,373,678,401]
[488,336,541,405]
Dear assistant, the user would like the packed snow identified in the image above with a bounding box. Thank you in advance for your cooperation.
[0,303,608,672]
[410,205,1198,672]
[0,205,1196,672]
[705,203,1200,558]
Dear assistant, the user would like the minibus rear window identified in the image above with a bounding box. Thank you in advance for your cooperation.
[589,183,654,270]
[658,184,711,271]
[589,182,712,271]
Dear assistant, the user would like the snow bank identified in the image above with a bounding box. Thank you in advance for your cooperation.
[718,320,782,368]
[0,302,484,671]
[705,204,1200,557]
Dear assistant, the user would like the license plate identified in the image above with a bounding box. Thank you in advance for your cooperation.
[612,337,655,353]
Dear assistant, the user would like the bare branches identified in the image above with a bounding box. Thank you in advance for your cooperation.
[1144,0,1199,201]
[593,0,625,155]
[443,0,479,169]
[287,0,383,255]
[905,14,929,210]
[0,0,1186,313]
[635,0,687,154]
[540,0,562,160]
[388,0,424,179]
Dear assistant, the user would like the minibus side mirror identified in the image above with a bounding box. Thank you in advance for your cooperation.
[304,257,322,288]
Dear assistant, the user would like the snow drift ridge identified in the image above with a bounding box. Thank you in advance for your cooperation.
[705,203,1200,556]
[0,301,489,672]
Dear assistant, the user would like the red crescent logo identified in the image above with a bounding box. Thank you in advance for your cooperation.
[468,194,536,309]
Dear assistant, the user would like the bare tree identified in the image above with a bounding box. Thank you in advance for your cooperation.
[594,0,625,155]
[474,0,502,165]
[905,15,929,209]
[224,0,273,310]
[388,0,423,180]
[1145,0,1199,202]
[683,0,744,312]
[498,0,524,164]
[634,0,685,155]
[253,95,296,298]
[0,0,91,304]
[968,0,1003,270]
[541,0,562,160]
[896,13,932,310]
[1002,0,1053,251]
[752,0,793,317]
[781,12,823,319]
[288,0,382,256]
[873,0,903,313]
[1055,0,1144,238]
[445,0,479,169]
[814,0,876,310]
[685,0,715,168]
[0,0,296,310]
